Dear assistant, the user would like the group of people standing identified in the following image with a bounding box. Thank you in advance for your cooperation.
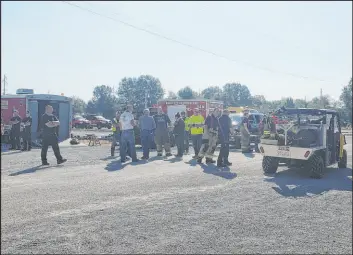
[2,110,33,151]
[111,104,247,168]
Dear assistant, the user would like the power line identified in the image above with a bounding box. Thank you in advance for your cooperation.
[62,1,333,83]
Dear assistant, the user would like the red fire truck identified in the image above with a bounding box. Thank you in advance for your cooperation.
[157,99,224,123]
[1,89,73,143]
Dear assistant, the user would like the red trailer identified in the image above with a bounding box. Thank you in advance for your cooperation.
[1,89,73,142]
[157,99,224,123]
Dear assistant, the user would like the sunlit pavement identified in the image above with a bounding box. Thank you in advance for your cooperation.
[1,140,352,254]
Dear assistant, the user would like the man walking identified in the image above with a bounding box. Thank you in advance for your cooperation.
[217,109,233,167]
[9,110,22,150]
[197,108,220,164]
[181,111,190,154]
[21,110,32,151]
[139,108,156,160]
[188,108,204,158]
[119,104,138,163]
[40,105,67,165]
[153,107,172,157]
[111,111,121,157]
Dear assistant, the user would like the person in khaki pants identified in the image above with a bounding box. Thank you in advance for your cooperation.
[153,107,172,157]
[197,108,220,164]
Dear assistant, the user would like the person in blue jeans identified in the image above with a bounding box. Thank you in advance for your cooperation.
[119,105,138,163]
[139,109,156,160]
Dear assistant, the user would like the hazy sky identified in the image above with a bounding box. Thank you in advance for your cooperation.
[2,1,352,102]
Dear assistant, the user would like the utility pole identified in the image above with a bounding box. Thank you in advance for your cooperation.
[320,88,323,108]
[2,75,7,95]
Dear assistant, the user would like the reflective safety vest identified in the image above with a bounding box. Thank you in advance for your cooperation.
[112,118,118,132]
[263,130,270,135]
[184,117,190,131]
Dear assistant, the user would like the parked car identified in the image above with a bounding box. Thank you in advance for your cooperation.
[83,114,112,129]
[72,116,91,129]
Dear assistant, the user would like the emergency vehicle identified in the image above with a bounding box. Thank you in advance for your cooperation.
[1,89,73,143]
[157,99,224,123]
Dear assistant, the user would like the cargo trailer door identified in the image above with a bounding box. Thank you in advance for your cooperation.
[28,100,39,141]
[58,102,70,142]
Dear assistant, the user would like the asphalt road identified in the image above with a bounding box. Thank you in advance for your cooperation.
[1,139,352,254]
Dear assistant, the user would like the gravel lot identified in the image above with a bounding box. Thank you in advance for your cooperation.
[1,138,352,254]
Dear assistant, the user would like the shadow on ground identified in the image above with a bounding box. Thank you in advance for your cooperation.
[1,150,22,155]
[104,159,146,172]
[200,163,237,180]
[164,157,183,163]
[9,164,64,176]
[264,166,352,198]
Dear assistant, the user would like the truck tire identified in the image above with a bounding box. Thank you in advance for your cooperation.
[262,156,280,174]
[307,153,324,179]
[338,149,347,169]
[235,137,241,149]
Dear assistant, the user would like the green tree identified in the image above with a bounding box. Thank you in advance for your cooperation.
[71,96,87,115]
[177,86,197,99]
[167,91,178,99]
[340,78,352,123]
[308,95,331,109]
[117,75,164,113]
[222,83,252,107]
[294,99,309,108]
[86,85,118,119]
[201,86,223,100]
[284,97,295,108]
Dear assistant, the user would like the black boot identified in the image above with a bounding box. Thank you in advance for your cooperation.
[217,161,226,167]
[225,161,232,166]
[206,158,215,164]
[111,147,115,157]
[57,158,67,165]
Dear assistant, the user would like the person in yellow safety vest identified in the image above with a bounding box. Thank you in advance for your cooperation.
[111,111,121,157]
[181,111,190,154]
[188,108,205,158]
[111,111,131,158]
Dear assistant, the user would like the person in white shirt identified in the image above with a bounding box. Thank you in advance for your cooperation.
[119,104,138,163]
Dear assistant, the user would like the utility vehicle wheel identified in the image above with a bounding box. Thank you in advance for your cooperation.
[307,154,324,179]
[262,156,280,174]
[338,149,347,169]
[235,138,241,149]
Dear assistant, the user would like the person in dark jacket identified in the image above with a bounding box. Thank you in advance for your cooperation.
[173,112,185,157]
[217,109,233,167]
[21,110,32,151]
[40,105,67,165]
[9,110,22,150]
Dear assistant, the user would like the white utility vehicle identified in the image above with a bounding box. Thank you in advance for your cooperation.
[258,108,347,179]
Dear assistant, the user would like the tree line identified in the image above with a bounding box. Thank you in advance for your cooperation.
[72,75,352,123]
